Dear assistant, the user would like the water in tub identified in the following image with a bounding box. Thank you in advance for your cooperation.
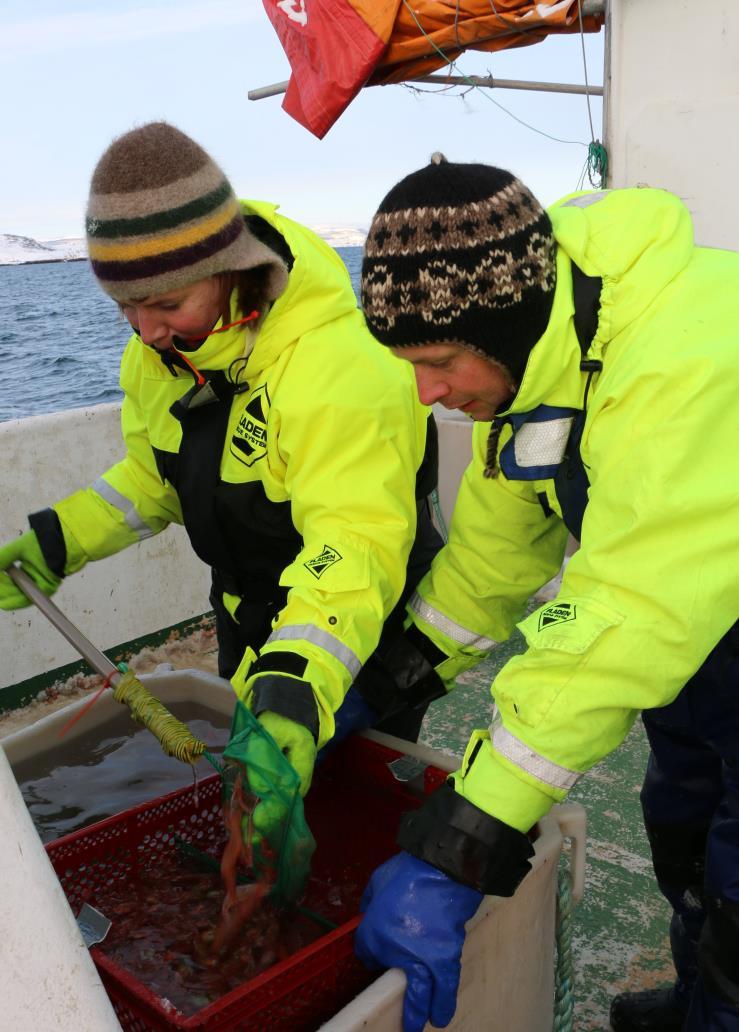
[13,702,231,843]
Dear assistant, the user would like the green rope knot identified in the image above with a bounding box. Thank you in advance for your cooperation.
[587,141,608,189]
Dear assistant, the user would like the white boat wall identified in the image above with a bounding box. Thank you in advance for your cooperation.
[606,0,738,251]
[0,403,212,691]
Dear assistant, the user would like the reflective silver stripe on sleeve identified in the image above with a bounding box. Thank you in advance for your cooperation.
[91,478,155,540]
[513,417,573,469]
[266,624,362,679]
[491,721,581,791]
[562,190,608,209]
[409,591,498,651]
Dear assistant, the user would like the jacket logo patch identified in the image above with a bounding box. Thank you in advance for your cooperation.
[304,545,342,579]
[538,602,577,630]
[231,384,270,467]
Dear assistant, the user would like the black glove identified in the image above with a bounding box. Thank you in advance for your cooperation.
[355,624,448,722]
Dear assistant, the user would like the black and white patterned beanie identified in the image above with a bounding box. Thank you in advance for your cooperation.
[361,153,557,387]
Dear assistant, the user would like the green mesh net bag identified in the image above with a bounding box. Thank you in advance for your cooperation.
[221,701,316,907]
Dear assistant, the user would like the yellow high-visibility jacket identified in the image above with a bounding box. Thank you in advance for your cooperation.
[52,201,431,747]
[407,187,739,832]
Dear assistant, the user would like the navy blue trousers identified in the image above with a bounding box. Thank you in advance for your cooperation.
[641,623,739,1030]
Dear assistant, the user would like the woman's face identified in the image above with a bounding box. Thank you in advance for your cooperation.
[121,277,223,351]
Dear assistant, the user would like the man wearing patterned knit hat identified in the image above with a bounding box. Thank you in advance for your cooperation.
[354,154,739,1032]
[0,123,445,840]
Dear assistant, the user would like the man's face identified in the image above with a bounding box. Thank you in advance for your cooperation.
[390,342,515,421]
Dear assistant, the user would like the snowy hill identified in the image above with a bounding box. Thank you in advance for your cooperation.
[309,224,367,247]
[0,224,365,267]
[0,234,87,265]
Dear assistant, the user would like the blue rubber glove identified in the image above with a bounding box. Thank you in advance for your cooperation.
[322,685,379,756]
[0,530,62,610]
[355,850,484,1032]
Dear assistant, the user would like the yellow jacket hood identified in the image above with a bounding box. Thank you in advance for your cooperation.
[503,187,695,417]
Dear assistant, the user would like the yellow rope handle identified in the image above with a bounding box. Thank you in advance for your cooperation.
[112,670,206,765]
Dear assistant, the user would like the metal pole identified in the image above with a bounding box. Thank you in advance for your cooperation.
[7,565,120,681]
[248,80,290,101]
[249,75,603,102]
[399,75,602,96]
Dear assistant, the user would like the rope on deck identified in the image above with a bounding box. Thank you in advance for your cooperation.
[553,859,575,1031]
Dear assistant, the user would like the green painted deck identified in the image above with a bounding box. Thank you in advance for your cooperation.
[419,627,673,1031]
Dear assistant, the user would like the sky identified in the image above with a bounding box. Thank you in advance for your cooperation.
[0,1,604,240]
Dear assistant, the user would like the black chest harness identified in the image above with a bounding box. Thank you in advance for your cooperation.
[152,343,440,660]
[552,264,603,541]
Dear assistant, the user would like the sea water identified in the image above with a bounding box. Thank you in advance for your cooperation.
[0,248,363,424]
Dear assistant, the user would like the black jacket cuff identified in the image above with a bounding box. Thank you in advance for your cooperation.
[28,508,66,578]
[398,782,534,896]
[251,674,320,742]
[357,624,447,718]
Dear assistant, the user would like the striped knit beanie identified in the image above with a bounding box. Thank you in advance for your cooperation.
[86,122,288,303]
[361,154,557,386]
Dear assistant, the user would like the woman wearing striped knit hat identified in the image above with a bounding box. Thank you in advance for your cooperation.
[0,122,444,828]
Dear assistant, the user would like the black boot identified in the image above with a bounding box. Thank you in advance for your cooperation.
[609,988,689,1031]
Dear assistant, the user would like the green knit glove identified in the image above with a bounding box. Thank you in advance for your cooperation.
[250,711,317,843]
[256,711,316,794]
[0,531,62,611]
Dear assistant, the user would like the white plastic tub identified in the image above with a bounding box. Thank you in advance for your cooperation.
[0,744,122,1031]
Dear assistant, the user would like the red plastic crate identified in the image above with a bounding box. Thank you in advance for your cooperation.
[46,736,448,1031]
